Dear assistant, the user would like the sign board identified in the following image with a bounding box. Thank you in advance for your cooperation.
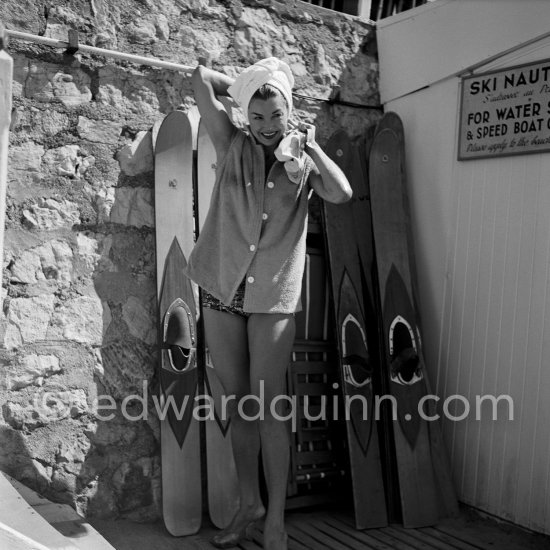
[458,59,550,160]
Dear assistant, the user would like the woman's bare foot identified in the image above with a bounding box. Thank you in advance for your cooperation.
[211,504,265,548]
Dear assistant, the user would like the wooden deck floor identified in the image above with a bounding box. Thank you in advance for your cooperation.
[244,510,549,550]
[258,514,479,549]
[7,469,549,550]
[91,506,550,550]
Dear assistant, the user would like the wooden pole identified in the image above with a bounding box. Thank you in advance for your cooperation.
[6,29,194,74]
[0,23,13,271]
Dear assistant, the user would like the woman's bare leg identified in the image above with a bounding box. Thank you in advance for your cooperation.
[203,308,265,534]
[248,313,295,550]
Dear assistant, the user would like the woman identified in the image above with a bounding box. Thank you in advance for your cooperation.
[185,57,352,550]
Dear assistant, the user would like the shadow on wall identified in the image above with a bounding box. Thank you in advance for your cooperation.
[0,425,48,491]
[85,227,161,521]
[291,30,380,146]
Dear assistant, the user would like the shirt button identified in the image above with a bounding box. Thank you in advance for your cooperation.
[249,244,256,252]
[267,181,275,189]
[262,213,268,220]
[247,276,255,284]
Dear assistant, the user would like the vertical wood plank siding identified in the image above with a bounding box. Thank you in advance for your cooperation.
[386,73,550,534]
[447,153,550,531]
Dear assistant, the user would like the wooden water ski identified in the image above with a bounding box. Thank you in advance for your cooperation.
[323,130,388,529]
[196,120,217,233]
[0,25,13,266]
[196,119,240,529]
[154,110,202,535]
[368,111,458,527]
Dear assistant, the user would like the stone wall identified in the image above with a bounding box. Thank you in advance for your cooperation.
[0,0,379,521]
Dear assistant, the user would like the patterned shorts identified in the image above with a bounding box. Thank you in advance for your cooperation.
[201,279,251,318]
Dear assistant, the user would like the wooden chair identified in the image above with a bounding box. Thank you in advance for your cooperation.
[286,221,349,508]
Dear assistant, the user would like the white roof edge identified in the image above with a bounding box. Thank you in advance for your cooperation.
[375,0,452,29]
[377,0,550,104]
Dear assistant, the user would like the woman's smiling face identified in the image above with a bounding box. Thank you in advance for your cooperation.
[247,94,289,148]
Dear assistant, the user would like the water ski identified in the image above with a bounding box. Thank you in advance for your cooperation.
[369,111,459,527]
[154,109,202,535]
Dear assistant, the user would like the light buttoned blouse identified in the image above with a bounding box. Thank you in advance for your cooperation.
[184,127,314,314]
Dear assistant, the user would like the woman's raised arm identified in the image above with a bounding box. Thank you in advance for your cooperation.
[191,65,236,157]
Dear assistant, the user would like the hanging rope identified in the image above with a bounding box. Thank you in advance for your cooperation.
[6,29,382,110]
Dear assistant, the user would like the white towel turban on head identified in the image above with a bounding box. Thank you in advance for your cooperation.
[228,57,295,122]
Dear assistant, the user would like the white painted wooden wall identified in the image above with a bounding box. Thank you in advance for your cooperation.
[377,0,550,535]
